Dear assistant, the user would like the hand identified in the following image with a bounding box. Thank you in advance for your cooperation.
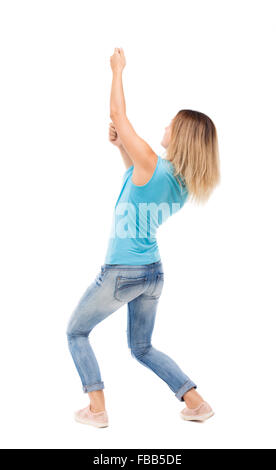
[110,47,126,72]
[108,121,122,147]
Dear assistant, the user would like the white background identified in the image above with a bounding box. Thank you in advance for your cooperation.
[0,0,275,449]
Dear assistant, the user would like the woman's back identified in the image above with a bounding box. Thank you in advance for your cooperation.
[104,155,188,265]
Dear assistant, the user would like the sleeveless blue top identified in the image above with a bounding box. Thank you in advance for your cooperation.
[104,155,188,265]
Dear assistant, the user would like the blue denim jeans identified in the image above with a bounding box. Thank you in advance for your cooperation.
[66,260,197,401]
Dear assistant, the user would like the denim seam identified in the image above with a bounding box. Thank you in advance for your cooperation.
[106,267,159,270]
[84,382,104,387]
[103,262,162,271]
[117,275,148,282]
[127,300,133,350]
[83,382,104,392]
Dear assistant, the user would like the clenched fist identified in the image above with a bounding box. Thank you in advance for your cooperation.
[110,48,126,72]
[109,122,122,147]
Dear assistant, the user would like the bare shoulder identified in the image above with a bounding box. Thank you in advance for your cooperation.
[131,153,159,186]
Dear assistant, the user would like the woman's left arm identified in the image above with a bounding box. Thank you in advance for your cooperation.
[109,48,157,178]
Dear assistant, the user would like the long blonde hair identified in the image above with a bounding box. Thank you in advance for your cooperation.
[165,109,220,204]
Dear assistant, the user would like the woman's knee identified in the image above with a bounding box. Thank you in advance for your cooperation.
[66,312,91,338]
[66,321,75,338]
[66,313,79,338]
[130,343,152,360]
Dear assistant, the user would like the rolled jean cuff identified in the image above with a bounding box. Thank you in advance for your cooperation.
[83,381,104,393]
[175,380,197,401]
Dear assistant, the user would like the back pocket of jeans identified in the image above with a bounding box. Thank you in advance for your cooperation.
[114,275,148,302]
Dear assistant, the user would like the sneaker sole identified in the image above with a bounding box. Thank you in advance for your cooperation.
[180,410,214,422]
[74,415,109,428]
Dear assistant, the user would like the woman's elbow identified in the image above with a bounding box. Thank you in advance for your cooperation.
[110,110,125,120]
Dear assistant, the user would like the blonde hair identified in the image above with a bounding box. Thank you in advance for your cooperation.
[165,109,220,204]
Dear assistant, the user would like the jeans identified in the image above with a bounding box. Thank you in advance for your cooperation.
[66,260,197,401]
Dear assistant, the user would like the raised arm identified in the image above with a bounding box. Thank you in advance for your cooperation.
[109,48,158,185]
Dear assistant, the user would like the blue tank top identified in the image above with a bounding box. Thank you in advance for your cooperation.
[104,155,188,265]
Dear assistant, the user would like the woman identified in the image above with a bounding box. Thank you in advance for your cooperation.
[66,48,220,428]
